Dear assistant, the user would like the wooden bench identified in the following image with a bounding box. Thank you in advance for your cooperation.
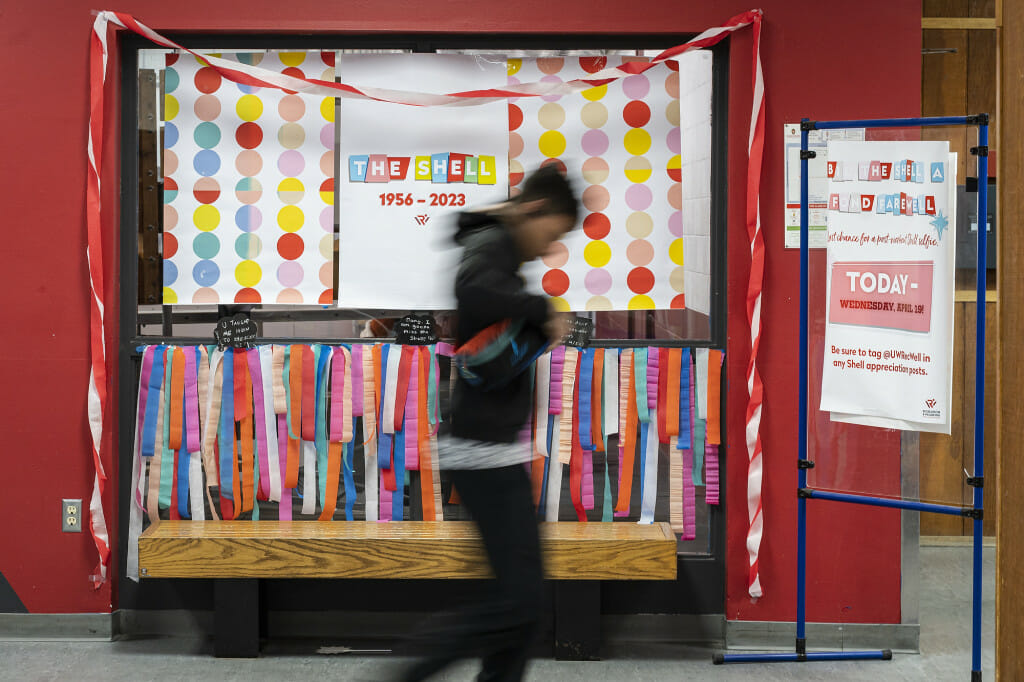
[139,520,677,659]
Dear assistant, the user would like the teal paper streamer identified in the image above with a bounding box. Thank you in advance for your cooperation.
[693,417,706,486]
[284,345,298,439]
[633,347,649,423]
[427,346,440,426]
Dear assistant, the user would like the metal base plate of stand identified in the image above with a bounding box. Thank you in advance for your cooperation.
[715,649,892,664]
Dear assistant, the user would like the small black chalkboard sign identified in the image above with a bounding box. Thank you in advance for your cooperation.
[562,316,593,348]
[395,314,439,346]
[214,314,259,350]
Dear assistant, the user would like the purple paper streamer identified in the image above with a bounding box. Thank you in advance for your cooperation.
[183,349,201,454]
[646,347,659,411]
[247,348,271,500]
[549,346,565,414]
[351,344,364,417]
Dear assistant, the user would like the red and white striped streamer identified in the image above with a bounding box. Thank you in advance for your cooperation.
[87,9,765,595]
[87,13,112,589]
[743,14,766,600]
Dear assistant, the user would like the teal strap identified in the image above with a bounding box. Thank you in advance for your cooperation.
[427,345,440,426]
[633,347,649,423]
[284,345,299,439]
[251,464,260,520]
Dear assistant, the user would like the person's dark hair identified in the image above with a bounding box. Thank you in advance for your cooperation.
[515,164,579,224]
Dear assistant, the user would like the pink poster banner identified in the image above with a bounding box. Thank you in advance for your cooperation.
[828,260,934,333]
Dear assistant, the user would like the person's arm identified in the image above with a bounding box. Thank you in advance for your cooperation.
[455,235,548,327]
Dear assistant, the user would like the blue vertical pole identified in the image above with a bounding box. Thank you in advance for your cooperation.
[971,121,988,681]
[797,121,810,655]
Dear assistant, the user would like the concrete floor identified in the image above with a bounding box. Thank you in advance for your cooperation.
[0,546,994,681]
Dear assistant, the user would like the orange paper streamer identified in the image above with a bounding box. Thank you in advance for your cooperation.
[239,366,255,514]
[706,350,723,445]
[319,441,343,521]
[614,356,637,514]
[285,345,303,487]
[666,348,681,438]
[231,432,241,519]
[168,348,185,451]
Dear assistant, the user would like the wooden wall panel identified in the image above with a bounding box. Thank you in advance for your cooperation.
[922,28,970,181]
[919,0,998,536]
[997,0,1024,676]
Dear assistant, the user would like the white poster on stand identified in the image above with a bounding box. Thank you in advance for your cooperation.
[337,54,509,310]
[819,141,956,434]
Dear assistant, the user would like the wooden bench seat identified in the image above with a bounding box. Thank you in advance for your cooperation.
[138,520,677,658]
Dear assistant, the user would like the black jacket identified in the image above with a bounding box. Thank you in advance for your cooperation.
[450,211,549,443]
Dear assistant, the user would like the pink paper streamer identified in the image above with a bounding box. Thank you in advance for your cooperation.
[549,346,565,414]
[682,444,696,541]
[583,448,595,511]
[330,349,346,441]
[646,347,659,411]
[183,348,201,454]
[704,443,720,505]
[404,351,419,471]
[247,349,271,500]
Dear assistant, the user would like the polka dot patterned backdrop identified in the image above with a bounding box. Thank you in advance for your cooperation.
[163,52,334,305]
[513,56,684,311]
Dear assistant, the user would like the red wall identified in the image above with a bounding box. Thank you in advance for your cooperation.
[0,1,919,618]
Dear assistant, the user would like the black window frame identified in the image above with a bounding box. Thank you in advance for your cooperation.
[117,31,729,617]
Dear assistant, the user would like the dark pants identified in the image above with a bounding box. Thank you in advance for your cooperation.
[400,464,544,682]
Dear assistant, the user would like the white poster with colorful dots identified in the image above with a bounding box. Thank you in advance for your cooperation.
[336,53,509,310]
[513,56,685,312]
[162,51,336,305]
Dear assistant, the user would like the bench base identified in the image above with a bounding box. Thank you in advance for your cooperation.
[211,579,602,661]
[138,520,675,660]
[554,581,601,661]
[214,579,260,658]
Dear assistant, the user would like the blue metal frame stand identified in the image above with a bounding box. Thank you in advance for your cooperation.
[717,115,989,680]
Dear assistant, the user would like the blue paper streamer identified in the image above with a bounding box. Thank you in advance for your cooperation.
[392,423,406,521]
[140,345,166,457]
[378,344,392,469]
[578,348,595,451]
[177,394,190,519]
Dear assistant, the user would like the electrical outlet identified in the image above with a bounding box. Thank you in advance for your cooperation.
[62,499,82,533]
